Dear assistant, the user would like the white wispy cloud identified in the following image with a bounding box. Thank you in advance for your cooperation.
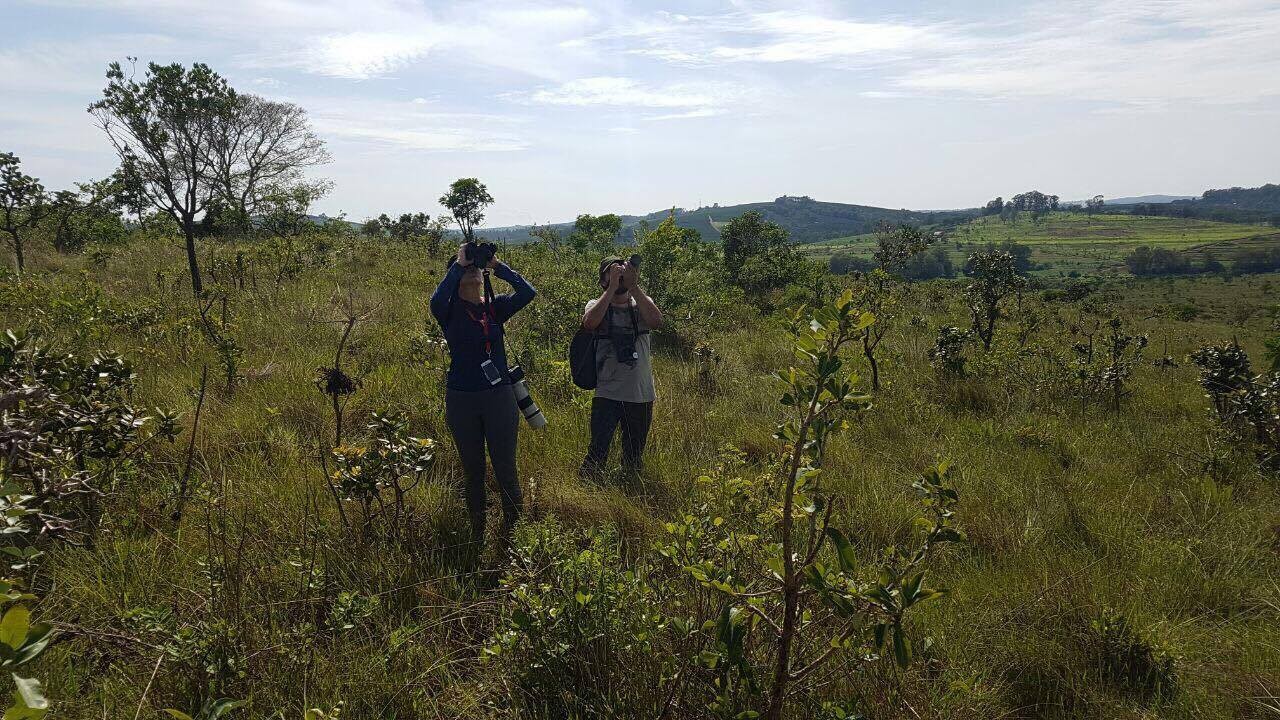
[30,0,599,81]
[308,99,528,152]
[896,0,1280,104]
[609,0,1280,105]
[522,76,716,108]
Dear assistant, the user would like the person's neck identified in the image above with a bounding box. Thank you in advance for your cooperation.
[460,290,483,304]
[610,292,633,306]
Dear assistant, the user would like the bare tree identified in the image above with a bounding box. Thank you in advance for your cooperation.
[208,95,330,232]
[90,60,236,296]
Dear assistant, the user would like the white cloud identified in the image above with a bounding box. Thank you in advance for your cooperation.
[707,12,938,64]
[308,99,528,152]
[894,0,1280,104]
[524,76,717,109]
[609,1,1280,105]
[295,31,441,79]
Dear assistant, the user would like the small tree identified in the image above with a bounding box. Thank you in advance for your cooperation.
[855,269,895,390]
[568,213,622,253]
[720,211,808,306]
[965,250,1026,350]
[48,173,128,252]
[90,61,238,296]
[1086,194,1105,218]
[873,222,932,273]
[0,153,54,275]
[375,211,446,252]
[528,224,563,252]
[661,292,962,720]
[438,178,493,243]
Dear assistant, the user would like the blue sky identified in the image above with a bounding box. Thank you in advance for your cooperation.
[3,0,1279,226]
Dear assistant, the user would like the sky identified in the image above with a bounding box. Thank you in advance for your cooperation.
[3,0,1279,227]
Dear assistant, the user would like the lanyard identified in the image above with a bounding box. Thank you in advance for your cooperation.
[465,303,495,357]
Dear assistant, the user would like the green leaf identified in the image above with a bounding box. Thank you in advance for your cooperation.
[203,698,248,719]
[10,676,46,714]
[892,626,912,669]
[902,573,925,606]
[13,624,52,665]
[161,712,195,720]
[0,608,29,651]
[824,528,858,574]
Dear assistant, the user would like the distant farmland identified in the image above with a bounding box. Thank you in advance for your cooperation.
[803,212,1280,276]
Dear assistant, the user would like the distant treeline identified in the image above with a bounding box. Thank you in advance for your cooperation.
[1102,202,1280,227]
[830,240,1033,280]
[1125,245,1280,277]
[1093,184,1280,226]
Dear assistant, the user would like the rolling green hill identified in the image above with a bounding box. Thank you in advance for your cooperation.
[480,195,979,245]
[808,212,1280,276]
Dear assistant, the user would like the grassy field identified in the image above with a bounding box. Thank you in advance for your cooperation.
[803,213,1280,276]
[3,235,1280,719]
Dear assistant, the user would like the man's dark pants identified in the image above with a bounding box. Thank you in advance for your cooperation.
[580,397,653,476]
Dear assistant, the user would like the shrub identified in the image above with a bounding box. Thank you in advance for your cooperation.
[929,326,973,376]
[1091,610,1178,700]
[484,517,670,717]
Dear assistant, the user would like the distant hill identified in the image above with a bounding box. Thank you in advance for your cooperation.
[1098,183,1280,226]
[479,196,980,246]
[1198,184,1280,212]
[1104,194,1197,205]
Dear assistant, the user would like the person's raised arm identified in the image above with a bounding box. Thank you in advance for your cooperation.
[491,259,536,322]
[582,264,624,330]
[625,263,663,328]
[430,247,470,326]
[632,287,663,329]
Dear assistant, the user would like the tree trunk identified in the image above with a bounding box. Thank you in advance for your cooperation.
[864,335,880,391]
[13,234,23,276]
[183,218,203,296]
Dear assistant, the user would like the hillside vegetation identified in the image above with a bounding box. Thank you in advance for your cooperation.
[813,212,1280,277]
[483,196,978,246]
[3,224,1279,719]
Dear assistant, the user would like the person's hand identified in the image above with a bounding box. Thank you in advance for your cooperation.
[486,254,498,270]
[456,244,472,267]
[605,263,625,291]
[622,261,639,289]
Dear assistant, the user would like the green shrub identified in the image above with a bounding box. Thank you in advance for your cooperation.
[1091,610,1178,700]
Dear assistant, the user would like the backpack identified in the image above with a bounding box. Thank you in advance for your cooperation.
[569,327,600,390]
[569,306,612,390]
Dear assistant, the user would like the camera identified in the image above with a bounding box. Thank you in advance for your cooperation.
[465,240,497,268]
[613,254,642,295]
[507,366,546,429]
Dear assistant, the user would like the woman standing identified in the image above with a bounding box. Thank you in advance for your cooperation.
[430,245,536,547]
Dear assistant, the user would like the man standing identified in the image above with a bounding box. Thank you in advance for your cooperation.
[580,256,663,478]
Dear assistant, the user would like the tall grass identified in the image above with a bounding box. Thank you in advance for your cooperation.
[3,234,1278,718]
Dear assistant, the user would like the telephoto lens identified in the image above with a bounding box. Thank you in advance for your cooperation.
[507,366,547,429]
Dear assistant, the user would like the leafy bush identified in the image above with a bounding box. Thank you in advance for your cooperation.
[484,517,670,717]
[329,411,435,537]
[929,326,972,376]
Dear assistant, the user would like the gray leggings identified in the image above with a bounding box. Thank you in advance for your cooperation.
[445,385,522,542]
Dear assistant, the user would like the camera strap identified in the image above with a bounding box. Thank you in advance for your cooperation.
[465,269,499,358]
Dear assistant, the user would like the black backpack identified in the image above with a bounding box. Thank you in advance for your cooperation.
[570,305,648,390]
[569,327,600,390]
[569,306,610,390]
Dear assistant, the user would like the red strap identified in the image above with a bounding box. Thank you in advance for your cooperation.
[466,301,496,355]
